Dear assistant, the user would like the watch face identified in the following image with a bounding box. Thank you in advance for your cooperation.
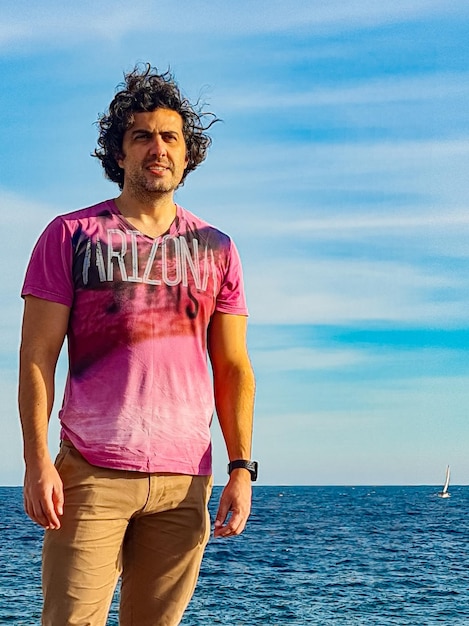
[249,461,258,481]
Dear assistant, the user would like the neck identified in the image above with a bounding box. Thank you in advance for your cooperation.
[114,189,177,239]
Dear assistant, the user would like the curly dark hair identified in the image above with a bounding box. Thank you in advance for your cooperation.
[93,64,220,189]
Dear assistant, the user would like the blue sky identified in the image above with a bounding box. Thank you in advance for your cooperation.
[2,1,469,485]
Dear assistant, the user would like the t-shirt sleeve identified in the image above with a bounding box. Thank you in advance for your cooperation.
[21,217,74,307]
[215,239,249,316]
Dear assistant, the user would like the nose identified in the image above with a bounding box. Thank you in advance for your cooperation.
[149,135,167,159]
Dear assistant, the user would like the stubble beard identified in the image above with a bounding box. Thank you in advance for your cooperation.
[126,166,180,203]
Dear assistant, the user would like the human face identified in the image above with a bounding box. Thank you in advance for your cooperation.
[118,108,188,199]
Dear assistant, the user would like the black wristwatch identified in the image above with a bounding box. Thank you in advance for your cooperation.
[227,459,258,481]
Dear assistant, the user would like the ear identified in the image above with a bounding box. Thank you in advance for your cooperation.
[116,152,125,169]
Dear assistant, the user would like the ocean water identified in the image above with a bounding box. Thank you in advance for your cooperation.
[1,486,468,625]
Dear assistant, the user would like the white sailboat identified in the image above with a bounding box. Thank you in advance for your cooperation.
[437,465,451,498]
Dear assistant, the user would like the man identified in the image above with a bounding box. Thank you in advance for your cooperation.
[18,64,256,626]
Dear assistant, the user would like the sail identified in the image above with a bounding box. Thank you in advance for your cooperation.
[438,465,451,498]
[442,465,450,493]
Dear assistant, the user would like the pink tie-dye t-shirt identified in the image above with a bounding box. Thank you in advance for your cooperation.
[22,200,248,475]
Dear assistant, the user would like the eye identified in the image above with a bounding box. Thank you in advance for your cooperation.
[134,132,150,141]
[130,130,152,142]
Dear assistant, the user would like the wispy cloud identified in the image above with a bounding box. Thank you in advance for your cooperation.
[0,190,60,348]
[253,346,370,371]
[191,139,469,199]
[218,73,469,110]
[246,256,467,326]
[278,211,469,234]
[0,3,153,48]
[1,0,466,50]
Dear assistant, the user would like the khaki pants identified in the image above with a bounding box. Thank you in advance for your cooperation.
[42,441,212,626]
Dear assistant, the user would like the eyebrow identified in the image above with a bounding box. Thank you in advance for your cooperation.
[130,127,181,137]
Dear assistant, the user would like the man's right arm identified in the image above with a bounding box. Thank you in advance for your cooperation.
[18,295,70,529]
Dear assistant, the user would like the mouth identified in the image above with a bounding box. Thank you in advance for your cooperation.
[146,163,171,174]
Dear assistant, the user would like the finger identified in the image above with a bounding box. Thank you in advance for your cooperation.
[214,500,230,529]
[52,484,64,517]
[213,508,232,537]
[27,490,62,530]
[41,496,62,529]
[27,498,51,529]
[214,519,230,537]
[214,509,247,537]
[227,510,247,535]
[221,510,247,536]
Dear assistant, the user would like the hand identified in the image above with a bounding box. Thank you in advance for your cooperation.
[214,469,252,538]
[23,459,64,530]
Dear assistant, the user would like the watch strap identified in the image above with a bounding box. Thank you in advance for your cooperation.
[227,459,258,481]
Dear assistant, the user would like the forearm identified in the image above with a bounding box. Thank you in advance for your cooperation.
[214,361,255,461]
[19,296,69,466]
[18,349,57,465]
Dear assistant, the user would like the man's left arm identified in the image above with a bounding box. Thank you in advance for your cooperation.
[208,311,256,538]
